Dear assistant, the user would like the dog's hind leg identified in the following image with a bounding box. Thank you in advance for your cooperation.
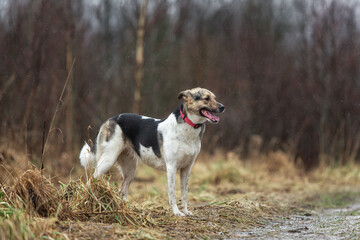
[93,120,124,178]
[117,150,138,200]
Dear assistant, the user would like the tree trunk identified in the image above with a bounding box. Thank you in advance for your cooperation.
[133,0,147,114]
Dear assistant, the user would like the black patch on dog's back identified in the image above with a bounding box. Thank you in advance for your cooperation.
[112,114,163,158]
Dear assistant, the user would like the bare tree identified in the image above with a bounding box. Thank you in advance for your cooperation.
[133,0,147,114]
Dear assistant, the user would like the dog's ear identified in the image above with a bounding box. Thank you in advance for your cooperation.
[178,90,191,100]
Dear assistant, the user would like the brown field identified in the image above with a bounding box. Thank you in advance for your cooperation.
[1,149,359,239]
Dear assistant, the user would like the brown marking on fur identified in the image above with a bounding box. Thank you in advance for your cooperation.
[178,87,222,116]
[98,119,117,143]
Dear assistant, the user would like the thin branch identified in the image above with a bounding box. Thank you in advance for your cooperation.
[41,58,76,170]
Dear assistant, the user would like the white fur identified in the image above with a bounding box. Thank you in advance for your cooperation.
[79,142,96,170]
[93,124,124,178]
[157,113,202,216]
[139,144,166,170]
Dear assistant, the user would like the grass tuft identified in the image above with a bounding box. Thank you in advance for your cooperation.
[60,177,154,226]
[11,169,72,220]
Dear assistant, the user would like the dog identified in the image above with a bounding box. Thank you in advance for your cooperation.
[79,87,225,216]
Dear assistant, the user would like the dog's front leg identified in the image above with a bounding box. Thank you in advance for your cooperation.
[166,165,185,216]
[180,163,193,216]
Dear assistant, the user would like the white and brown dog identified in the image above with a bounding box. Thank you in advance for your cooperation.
[80,87,225,216]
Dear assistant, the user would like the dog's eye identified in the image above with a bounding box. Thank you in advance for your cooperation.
[205,96,210,101]
[194,96,201,101]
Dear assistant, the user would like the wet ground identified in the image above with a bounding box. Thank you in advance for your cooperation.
[235,201,360,239]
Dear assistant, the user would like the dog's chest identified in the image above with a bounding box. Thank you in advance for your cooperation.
[131,113,203,171]
[159,115,202,167]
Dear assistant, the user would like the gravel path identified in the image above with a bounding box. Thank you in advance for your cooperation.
[234,201,360,239]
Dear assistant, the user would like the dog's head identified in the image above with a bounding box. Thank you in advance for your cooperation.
[178,87,225,124]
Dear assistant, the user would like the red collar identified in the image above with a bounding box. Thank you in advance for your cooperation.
[180,108,202,129]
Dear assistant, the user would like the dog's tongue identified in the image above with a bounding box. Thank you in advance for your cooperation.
[201,109,220,122]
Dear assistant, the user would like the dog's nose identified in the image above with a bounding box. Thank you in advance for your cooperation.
[219,104,225,113]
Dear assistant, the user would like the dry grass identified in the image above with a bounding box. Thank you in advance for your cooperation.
[0,212,66,240]
[12,169,70,219]
[0,148,360,239]
[59,177,154,226]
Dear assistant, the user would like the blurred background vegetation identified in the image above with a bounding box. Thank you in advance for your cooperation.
[0,0,360,171]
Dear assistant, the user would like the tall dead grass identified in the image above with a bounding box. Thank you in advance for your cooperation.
[1,147,360,239]
[60,177,154,226]
[1,169,154,227]
[13,169,71,219]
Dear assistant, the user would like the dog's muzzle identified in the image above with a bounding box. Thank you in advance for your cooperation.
[218,104,225,113]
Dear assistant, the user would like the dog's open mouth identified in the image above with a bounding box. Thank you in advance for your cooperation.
[200,109,220,123]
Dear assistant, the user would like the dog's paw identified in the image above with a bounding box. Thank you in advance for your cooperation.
[173,210,186,217]
[183,210,193,216]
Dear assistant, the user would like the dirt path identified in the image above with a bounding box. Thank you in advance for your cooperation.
[235,201,360,239]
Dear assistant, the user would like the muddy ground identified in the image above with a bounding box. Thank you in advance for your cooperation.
[236,199,360,239]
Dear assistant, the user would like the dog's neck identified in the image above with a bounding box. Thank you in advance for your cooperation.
[174,103,206,128]
[180,107,202,129]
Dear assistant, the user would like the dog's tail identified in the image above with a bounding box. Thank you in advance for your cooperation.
[79,142,96,170]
